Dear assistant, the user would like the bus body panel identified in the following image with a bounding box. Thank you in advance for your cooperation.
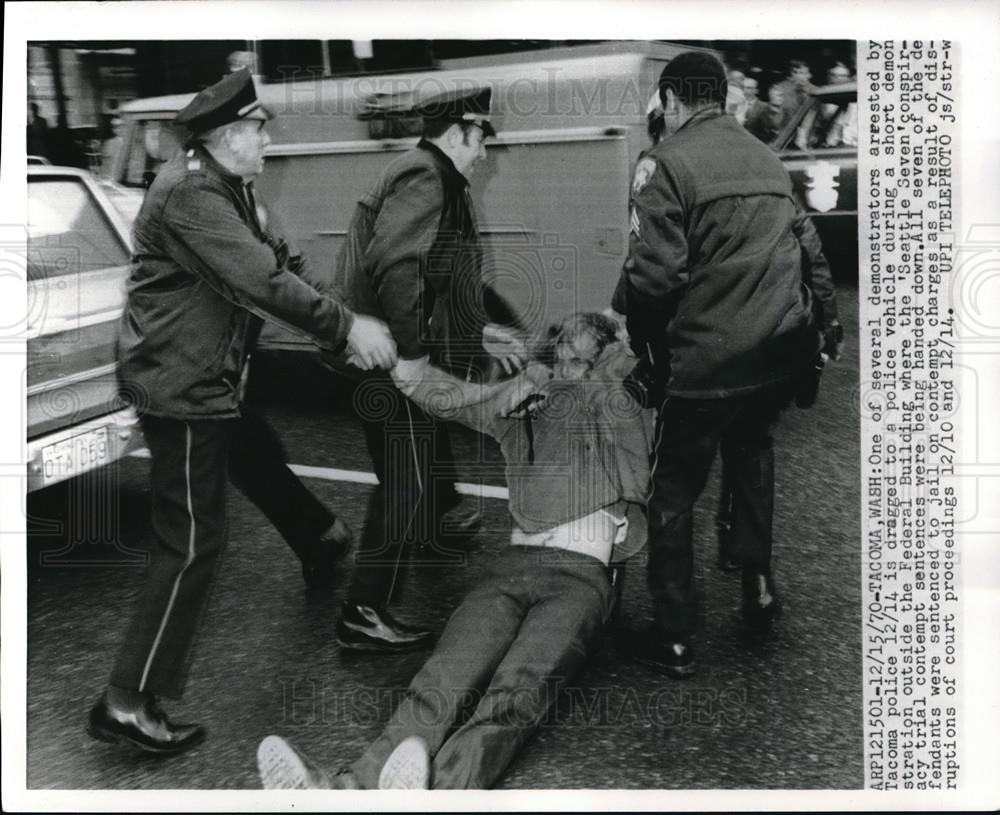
[113,43,718,348]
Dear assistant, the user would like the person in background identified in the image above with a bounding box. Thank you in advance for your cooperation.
[826,60,852,86]
[616,51,841,679]
[775,58,816,128]
[87,69,397,757]
[100,115,125,180]
[741,74,766,129]
[816,60,858,147]
[257,312,653,790]
[770,58,817,149]
[745,81,786,144]
[226,49,260,78]
[726,68,748,125]
[27,101,51,160]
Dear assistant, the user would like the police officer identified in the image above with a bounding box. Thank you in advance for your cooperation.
[87,69,397,755]
[617,52,841,678]
[330,86,508,652]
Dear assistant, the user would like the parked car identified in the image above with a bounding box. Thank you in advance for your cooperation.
[26,165,142,491]
[772,81,858,283]
[95,178,145,223]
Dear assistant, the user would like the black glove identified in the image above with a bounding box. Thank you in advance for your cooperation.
[623,353,669,409]
[265,233,289,264]
[822,319,844,361]
[794,351,827,409]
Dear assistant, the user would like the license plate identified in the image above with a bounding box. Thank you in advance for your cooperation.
[41,426,111,486]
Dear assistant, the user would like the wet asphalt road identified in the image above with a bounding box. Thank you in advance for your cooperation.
[25,289,861,790]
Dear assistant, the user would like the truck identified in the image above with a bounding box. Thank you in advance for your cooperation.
[98,40,857,377]
[110,41,726,350]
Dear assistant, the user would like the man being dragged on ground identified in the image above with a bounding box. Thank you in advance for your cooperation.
[257,312,653,790]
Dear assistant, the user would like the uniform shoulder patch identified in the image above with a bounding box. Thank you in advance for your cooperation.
[631,156,657,196]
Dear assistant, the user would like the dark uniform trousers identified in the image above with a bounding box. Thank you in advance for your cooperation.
[348,372,463,608]
[110,406,334,699]
[647,379,795,638]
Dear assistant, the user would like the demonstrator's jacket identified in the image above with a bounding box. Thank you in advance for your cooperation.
[394,343,653,539]
[620,110,827,398]
[117,145,354,419]
[331,139,489,378]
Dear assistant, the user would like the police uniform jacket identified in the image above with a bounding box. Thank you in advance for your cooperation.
[621,110,824,398]
[118,145,355,419]
[332,139,486,377]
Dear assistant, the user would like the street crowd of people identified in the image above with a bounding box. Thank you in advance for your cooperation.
[717,57,857,147]
[83,50,843,790]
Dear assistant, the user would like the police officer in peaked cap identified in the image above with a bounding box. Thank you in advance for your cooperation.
[87,68,398,755]
[412,85,497,137]
[329,84,524,652]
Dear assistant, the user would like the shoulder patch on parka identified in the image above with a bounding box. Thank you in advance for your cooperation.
[631,157,657,196]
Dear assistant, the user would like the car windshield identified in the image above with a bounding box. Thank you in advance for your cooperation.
[804,98,857,149]
[27,178,129,280]
[778,93,857,152]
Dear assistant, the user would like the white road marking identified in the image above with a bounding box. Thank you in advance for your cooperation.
[287,463,379,486]
[128,449,510,501]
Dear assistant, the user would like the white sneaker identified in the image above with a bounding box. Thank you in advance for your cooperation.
[377,736,430,789]
[257,735,330,789]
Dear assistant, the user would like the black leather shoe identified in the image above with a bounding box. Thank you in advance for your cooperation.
[302,518,354,590]
[336,602,433,652]
[87,696,205,755]
[742,572,783,631]
[619,626,696,679]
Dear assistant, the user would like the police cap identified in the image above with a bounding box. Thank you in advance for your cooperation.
[175,68,271,134]
[414,86,496,137]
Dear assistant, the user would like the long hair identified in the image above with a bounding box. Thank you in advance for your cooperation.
[538,312,620,368]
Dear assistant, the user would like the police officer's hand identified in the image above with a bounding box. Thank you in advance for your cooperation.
[602,308,629,344]
[622,353,668,409]
[822,319,845,362]
[345,315,398,370]
[482,323,528,375]
[501,368,549,417]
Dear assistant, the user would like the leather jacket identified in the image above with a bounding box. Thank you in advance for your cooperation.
[619,111,833,398]
[331,139,489,379]
[118,144,354,418]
